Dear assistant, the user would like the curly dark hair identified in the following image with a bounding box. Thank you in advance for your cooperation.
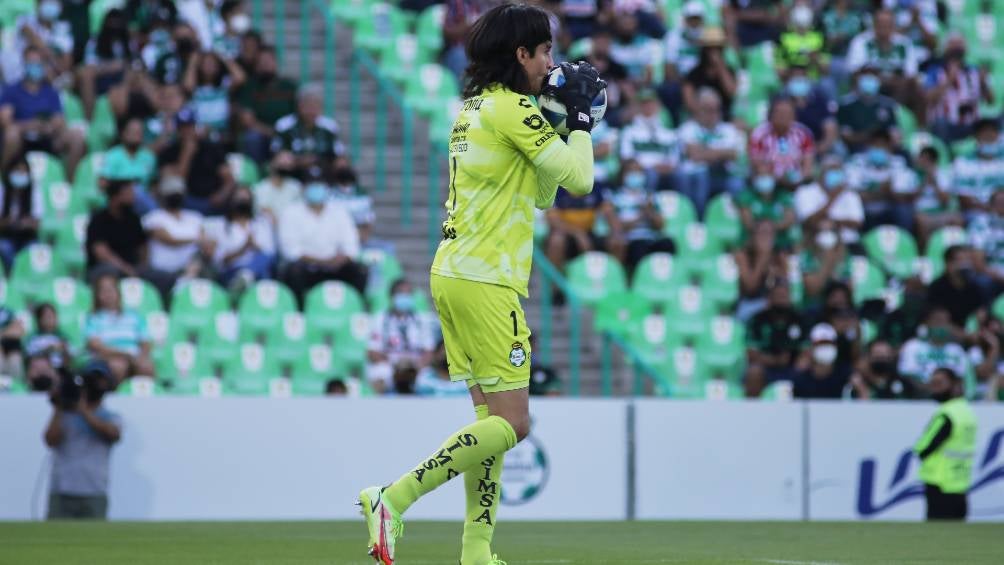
[462,3,552,98]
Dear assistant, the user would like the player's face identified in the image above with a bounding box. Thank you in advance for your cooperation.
[522,41,553,95]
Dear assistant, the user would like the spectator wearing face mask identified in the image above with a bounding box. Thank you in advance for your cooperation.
[214,0,253,58]
[837,66,899,153]
[736,159,797,250]
[927,246,986,328]
[366,279,437,395]
[849,339,918,400]
[952,118,1004,220]
[899,307,971,391]
[675,87,745,215]
[604,161,672,276]
[795,157,864,249]
[618,88,679,193]
[100,117,159,215]
[0,156,43,271]
[278,180,367,302]
[252,151,302,225]
[821,0,865,86]
[785,65,841,157]
[142,176,208,284]
[414,341,468,397]
[0,0,74,81]
[775,2,832,97]
[845,9,923,120]
[329,166,374,228]
[845,128,917,231]
[793,323,849,399]
[204,186,275,293]
[798,221,851,314]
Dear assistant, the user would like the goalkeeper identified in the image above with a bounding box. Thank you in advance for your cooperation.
[359,3,605,564]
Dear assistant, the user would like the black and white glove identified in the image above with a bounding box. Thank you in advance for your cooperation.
[545,62,607,133]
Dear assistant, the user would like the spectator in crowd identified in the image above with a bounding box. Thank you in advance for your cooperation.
[157,108,235,215]
[618,88,679,192]
[215,0,252,58]
[330,165,374,227]
[846,128,916,231]
[0,46,86,178]
[878,277,927,348]
[786,64,841,157]
[914,146,962,248]
[927,246,986,329]
[142,176,207,285]
[799,219,851,314]
[848,338,918,400]
[605,161,672,276]
[441,0,489,79]
[271,83,346,179]
[84,273,154,382]
[580,27,629,128]
[723,0,785,49]
[415,341,469,397]
[821,0,865,85]
[968,310,1002,399]
[544,186,617,289]
[837,66,899,154]
[795,157,864,249]
[140,13,179,72]
[893,0,939,66]
[0,157,43,271]
[325,378,348,396]
[77,8,131,119]
[775,1,832,97]
[953,118,1004,220]
[177,0,224,49]
[683,29,737,121]
[846,9,923,119]
[279,180,367,300]
[0,307,25,381]
[925,37,994,143]
[793,323,849,399]
[969,190,1004,292]
[205,186,275,292]
[253,151,302,225]
[182,49,246,137]
[85,181,172,296]
[745,278,804,397]
[659,1,705,126]
[675,88,745,215]
[0,0,74,82]
[235,45,297,161]
[44,360,121,520]
[145,84,187,153]
[735,221,789,322]
[23,303,71,391]
[150,22,199,86]
[898,306,970,390]
[100,117,159,214]
[367,279,437,394]
[737,159,798,250]
[748,97,815,189]
[235,29,264,75]
[608,11,658,83]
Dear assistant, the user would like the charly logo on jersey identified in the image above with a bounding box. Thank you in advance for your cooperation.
[509,342,526,367]
[522,114,545,130]
[501,419,548,506]
[856,428,1004,518]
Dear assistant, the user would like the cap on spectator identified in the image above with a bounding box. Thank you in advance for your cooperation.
[683,1,704,18]
[175,107,196,126]
[810,323,837,344]
[700,26,727,47]
[159,175,186,195]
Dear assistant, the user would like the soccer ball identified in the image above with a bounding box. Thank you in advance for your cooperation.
[538,65,607,136]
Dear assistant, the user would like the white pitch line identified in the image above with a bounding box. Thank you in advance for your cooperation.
[759,559,846,565]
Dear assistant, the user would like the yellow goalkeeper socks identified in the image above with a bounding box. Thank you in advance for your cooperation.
[383,411,517,516]
[461,404,504,565]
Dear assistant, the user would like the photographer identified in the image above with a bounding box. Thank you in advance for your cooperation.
[43,360,121,520]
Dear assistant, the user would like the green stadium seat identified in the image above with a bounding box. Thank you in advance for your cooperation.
[0,0,34,28]
[595,292,650,338]
[354,3,409,53]
[268,312,312,369]
[925,226,968,278]
[333,312,370,371]
[291,343,340,382]
[89,0,122,35]
[117,376,162,396]
[361,248,403,312]
[628,312,675,368]
[330,0,374,24]
[862,225,919,280]
[155,340,214,392]
[39,181,87,240]
[227,153,260,186]
[87,95,117,151]
[675,223,722,277]
[696,315,746,377]
[27,151,66,189]
[380,33,432,85]
[0,374,29,394]
[704,194,742,248]
[119,277,163,315]
[700,254,740,308]
[237,280,297,342]
[993,294,1004,322]
[661,346,707,399]
[653,191,697,243]
[53,214,89,273]
[73,152,107,207]
[404,64,460,117]
[200,311,240,371]
[664,284,713,341]
[304,281,365,337]
[704,378,744,400]
[566,251,628,305]
[223,343,284,395]
[632,252,685,305]
[895,105,918,141]
[145,310,171,348]
[42,277,92,345]
[9,244,66,308]
[170,279,231,339]
[60,91,88,134]
[849,256,887,305]
[761,380,794,401]
[415,4,445,52]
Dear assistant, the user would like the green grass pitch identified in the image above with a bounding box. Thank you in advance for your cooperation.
[1,521,1000,564]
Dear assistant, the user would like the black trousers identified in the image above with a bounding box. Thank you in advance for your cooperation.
[925,483,968,521]
[282,259,369,306]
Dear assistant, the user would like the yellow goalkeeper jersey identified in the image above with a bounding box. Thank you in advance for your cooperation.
[431,84,594,297]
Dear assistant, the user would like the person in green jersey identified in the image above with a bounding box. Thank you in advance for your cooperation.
[914,367,977,521]
[358,4,605,565]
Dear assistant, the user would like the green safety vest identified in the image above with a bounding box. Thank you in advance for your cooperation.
[914,398,977,494]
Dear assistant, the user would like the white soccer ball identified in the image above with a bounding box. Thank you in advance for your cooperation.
[538,64,607,136]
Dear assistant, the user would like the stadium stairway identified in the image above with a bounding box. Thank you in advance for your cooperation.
[258,3,630,395]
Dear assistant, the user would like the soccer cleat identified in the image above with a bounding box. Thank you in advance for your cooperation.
[358,486,404,564]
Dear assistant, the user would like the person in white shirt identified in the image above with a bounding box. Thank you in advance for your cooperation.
[619,88,679,191]
[794,156,865,247]
[675,87,745,215]
[204,186,276,291]
[142,176,207,281]
[366,279,438,394]
[278,180,367,301]
[845,9,923,119]
[0,0,74,82]
[252,151,302,225]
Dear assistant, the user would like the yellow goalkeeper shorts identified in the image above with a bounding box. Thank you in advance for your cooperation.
[430,273,531,394]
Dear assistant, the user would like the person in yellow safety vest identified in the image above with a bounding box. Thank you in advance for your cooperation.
[914,367,977,521]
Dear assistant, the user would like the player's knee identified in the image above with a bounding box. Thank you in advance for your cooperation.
[507,414,530,442]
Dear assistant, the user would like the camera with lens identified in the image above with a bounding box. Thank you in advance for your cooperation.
[50,361,112,410]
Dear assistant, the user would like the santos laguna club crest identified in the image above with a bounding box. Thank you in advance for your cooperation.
[509,342,527,367]
[501,422,548,505]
